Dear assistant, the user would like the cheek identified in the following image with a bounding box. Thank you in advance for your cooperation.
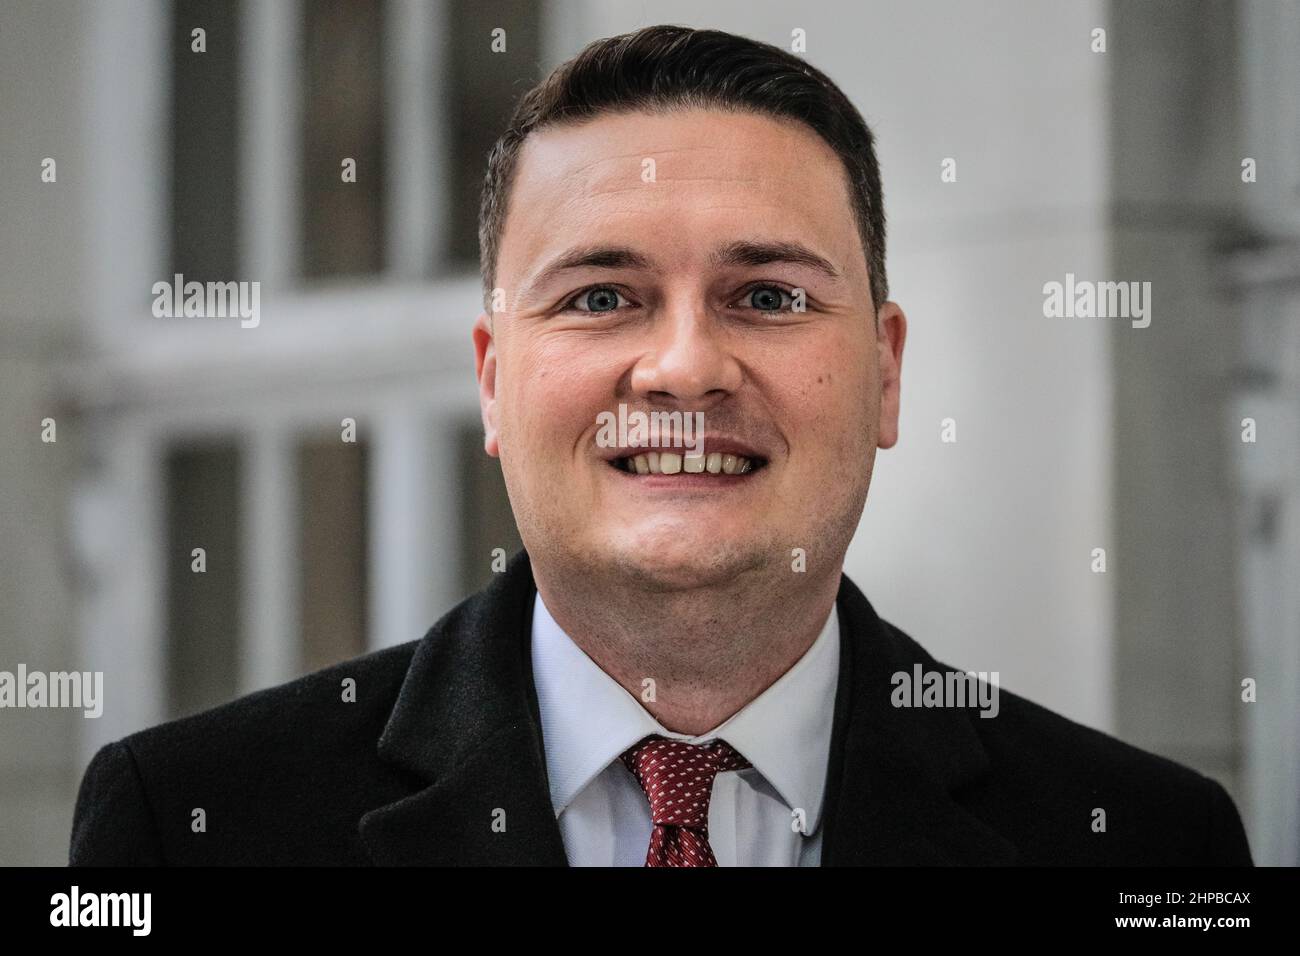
[499,336,611,457]
[786,337,877,462]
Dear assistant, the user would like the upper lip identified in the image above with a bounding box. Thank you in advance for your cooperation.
[597,434,769,462]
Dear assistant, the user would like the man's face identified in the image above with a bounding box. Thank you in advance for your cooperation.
[474,108,905,590]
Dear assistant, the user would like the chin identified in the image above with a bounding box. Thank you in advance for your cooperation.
[599,532,768,592]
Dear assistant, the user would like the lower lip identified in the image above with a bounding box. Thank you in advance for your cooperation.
[604,462,765,490]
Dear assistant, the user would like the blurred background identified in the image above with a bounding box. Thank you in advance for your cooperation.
[1,0,1296,865]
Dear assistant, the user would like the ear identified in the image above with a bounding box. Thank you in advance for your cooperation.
[472,311,501,457]
[874,301,907,449]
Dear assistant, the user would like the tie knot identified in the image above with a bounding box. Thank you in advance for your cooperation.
[619,735,752,828]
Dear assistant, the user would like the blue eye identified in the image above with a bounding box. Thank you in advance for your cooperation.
[570,287,625,313]
[747,286,791,312]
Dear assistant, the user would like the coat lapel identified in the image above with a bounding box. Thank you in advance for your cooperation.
[359,550,568,865]
[820,574,1019,865]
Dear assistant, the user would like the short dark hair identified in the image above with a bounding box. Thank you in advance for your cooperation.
[478,24,888,313]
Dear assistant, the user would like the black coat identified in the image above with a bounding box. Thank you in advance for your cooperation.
[69,549,1253,865]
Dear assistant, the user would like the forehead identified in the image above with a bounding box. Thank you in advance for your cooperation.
[497,108,865,285]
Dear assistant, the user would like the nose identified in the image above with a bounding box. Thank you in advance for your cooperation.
[628,298,743,406]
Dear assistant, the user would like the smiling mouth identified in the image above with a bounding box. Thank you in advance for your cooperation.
[610,452,768,476]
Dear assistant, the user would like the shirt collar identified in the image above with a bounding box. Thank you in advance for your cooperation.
[530,591,840,836]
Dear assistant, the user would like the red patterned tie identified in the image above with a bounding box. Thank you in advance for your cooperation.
[620,734,752,867]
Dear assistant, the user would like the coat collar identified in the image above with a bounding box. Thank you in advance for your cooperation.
[359,549,568,865]
[359,550,1017,865]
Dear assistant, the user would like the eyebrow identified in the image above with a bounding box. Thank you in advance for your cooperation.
[711,240,842,280]
[519,238,842,302]
[519,246,653,302]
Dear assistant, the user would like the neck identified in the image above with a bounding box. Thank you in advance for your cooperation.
[533,561,841,736]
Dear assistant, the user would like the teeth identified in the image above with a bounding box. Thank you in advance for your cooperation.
[619,452,759,476]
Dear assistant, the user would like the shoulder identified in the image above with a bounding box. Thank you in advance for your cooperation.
[71,553,539,865]
[880,617,1253,865]
[122,638,418,767]
[71,640,421,865]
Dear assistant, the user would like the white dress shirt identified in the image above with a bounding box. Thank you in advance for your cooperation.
[530,592,840,866]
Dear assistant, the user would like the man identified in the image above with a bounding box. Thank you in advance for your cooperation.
[71,25,1252,866]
